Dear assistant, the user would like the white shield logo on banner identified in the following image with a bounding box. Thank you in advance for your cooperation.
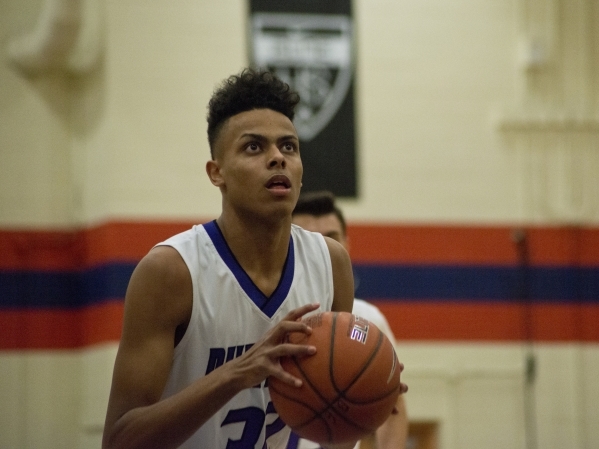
[251,13,353,142]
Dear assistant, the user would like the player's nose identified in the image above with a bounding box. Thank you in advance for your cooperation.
[267,145,286,168]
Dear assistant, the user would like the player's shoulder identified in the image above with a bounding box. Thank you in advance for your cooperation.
[352,298,384,319]
[136,226,206,289]
[291,223,321,240]
[137,245,190,288]
[124,244,192,329]
[157,223,206,248]
[352,299,396,343]
[291,223,344,258]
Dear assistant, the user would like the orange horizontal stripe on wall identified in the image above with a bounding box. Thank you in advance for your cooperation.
[2,222,599,269]
[80,221,199,266]
[0,221,201,270]
[373,301,599,342]
[0,300,124,350]
[347,225,599,266]
[0,230,82,271]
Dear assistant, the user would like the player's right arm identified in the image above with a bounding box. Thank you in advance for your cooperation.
[102,245,222,449]
[103,246,320,449]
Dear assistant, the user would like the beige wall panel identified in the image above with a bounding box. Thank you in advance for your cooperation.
[454,377,526,449]
[0,351,81,449]
[0,1,74,228]
[76,0,247,223]
[581,346,599,448]
[80,343,118,447]
[0,347,116,449]
[399,343,599,449]
[401,376,453,447]
[399,343,526,449]
[0,353,27,448]
[534,344,598,449]
[348,0,522,222]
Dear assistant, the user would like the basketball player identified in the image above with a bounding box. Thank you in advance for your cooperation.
[102,69,378,449]
[291,191,409,449]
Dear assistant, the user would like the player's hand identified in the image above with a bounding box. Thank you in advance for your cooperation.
[229,302,321,389]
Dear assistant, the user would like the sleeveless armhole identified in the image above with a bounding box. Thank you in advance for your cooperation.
[154,227,203,360]
[291,225,335,313]
[319,233,335,312]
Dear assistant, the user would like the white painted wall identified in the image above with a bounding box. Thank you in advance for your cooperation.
[2,0,597,226]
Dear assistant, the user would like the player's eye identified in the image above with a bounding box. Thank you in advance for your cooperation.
[246,142,260,152]
[282,142,296,152]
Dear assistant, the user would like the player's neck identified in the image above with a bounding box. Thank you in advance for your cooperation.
[216,211,291,276]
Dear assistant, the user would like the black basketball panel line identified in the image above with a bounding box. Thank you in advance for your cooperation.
[330,320,385,395]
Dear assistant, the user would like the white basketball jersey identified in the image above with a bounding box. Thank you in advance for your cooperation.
[157,221,334,449]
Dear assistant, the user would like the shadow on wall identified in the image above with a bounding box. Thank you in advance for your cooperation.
[5,0,105,137]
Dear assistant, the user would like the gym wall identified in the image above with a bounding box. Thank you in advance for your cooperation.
[1,1,598,448]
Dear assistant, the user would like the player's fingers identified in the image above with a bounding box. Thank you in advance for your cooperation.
[399,382,408,394]
[272,342,317,359]
[283,302,320,322]
[268,317,313,342]
[264,303,320,342]
[268,344,317,387]
[269,368,304,388]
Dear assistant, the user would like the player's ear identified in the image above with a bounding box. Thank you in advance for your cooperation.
[206,160,224,187]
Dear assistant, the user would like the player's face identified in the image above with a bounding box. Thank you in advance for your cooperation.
[208,108,303,217]
[292,213,348,250]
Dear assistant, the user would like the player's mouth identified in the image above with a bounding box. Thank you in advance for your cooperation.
[265,175,292,195]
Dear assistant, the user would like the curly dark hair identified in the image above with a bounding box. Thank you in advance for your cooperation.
[206,68,300,158]
[292,190,347,235]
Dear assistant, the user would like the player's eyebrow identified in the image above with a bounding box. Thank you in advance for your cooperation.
[239,133,298,143]
[239,133,266,141]
[278,134,299,142]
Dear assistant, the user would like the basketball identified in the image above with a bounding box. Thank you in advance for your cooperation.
[269,311,402,445]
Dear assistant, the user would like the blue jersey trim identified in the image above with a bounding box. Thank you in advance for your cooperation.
[203,220,295,318]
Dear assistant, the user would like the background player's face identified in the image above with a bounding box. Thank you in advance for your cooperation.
[208,108,303,217]
[292,213,348,250]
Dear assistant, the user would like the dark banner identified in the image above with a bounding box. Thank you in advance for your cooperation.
[248,0,357,197]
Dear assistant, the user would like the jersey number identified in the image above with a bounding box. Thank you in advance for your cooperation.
[222,402,285,449]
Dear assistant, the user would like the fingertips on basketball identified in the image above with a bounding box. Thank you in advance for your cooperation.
[272,368,303,388]
[289,303,320,320]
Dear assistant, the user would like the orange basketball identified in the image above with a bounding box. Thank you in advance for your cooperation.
[269,311,402,445]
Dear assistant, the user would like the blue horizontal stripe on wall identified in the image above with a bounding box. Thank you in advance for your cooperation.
[354,265,599,302]
[0,263,136,308]
[1,263,598,309]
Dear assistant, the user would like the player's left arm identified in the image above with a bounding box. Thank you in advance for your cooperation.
[372,306,410,449]
[324,237,354,314]
[323,240,361,449]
